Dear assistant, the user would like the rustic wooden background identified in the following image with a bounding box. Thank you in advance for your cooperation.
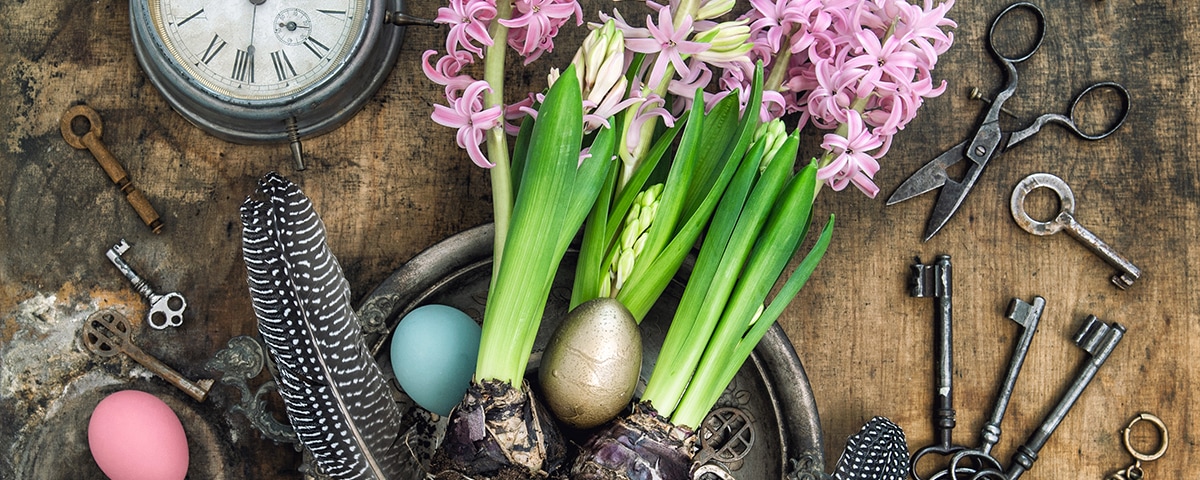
[1,0,1193,478]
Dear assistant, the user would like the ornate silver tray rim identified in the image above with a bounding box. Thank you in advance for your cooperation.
[356,223,827,479]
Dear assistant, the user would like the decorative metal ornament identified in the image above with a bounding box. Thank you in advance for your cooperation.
[129,0,429,169]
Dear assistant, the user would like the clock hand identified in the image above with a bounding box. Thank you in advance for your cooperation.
[238,2,258,82]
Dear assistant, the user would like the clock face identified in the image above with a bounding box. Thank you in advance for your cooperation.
[148,0,369,101]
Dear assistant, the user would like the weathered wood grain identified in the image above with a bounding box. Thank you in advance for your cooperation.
[1,0,1194,478]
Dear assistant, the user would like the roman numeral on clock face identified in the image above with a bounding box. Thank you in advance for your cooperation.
[199,34,226,64]
[271,50,298,81]
[303,37,331,58]
[232,48,254,82]
[177,8,204,26]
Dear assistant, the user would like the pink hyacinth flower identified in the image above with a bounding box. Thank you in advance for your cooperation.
[431,80,504,168]
[435,0,497,58]
[624,7,710,89]
[421,49,477,99]
[819,112,883,197]
[500,0,582,63]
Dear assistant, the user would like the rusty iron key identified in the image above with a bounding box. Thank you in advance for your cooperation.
[107,239,188,329]
[83,309,213,402]
[1010,173,1142,290]
[980,297,1045,454]
[943,296,1046,480]
[60,105,163,234]
[976,315,1126,480]
[908,255,968,480]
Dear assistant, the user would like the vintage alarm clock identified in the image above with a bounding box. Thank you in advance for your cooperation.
[129,0,430,169]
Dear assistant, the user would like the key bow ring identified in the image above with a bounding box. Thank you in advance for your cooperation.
[149,292,187,329]
[1107,413,1168,480]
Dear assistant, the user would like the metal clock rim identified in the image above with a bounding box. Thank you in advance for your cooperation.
[129,0,407,145]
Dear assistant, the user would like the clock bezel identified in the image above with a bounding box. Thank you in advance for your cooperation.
[130,0,406,144]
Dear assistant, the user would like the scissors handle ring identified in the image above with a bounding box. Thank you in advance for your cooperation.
[1068,82,1131,141]
[988,2,1046,64]
[1010,173,1075,236]
[1124,413,1169,462]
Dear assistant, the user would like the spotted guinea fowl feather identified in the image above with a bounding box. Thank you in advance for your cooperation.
[241,172,404,480]
[833,417,909,480]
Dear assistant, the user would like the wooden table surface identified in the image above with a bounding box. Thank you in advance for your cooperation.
[1,0,1194,478]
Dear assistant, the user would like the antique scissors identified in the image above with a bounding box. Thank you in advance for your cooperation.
[886,2,1131,241]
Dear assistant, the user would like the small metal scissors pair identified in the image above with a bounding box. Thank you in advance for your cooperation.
[887,2,1131,241]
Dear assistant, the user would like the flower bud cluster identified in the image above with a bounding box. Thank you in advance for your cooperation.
[608,184,663,296]
[423,0,956,201]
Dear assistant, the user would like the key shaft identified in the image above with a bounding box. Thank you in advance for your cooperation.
[107,240,162,302]
[977,297,1043,453]
[119,336,213,402]
[60,105,162,234]
[911,255,957,445]
[84,310,213,402]
[1003,316,1125,480]
[1058,212,1142,289]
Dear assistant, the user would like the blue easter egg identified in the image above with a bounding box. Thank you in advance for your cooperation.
[389,304,481,416]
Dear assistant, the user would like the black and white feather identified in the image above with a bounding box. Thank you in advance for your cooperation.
[832,417,909,480]
[241,172,405,480]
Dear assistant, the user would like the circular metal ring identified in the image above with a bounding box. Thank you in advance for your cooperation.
[1123,413,1168,462]
[59,104,103,149]
[1010,173,1075,236]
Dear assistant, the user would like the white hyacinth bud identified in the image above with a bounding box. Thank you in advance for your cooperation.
[754,119,788,171]
[609,183,663,294]
[691,20,753,65]
[572,20,627,107]
[696,0,736,21]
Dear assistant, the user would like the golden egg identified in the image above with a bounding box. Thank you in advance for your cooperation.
[538,298,642,429]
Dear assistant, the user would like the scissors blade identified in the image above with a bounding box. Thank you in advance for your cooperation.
[886,141,967,206]
[921,158,990,241]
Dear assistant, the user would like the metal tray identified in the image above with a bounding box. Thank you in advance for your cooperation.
[358,224,827,479]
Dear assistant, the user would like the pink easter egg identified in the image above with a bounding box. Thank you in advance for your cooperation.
[87,390,189,480]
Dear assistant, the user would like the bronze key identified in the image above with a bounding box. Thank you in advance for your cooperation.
[60,104,163,234]
[83,309,212,401]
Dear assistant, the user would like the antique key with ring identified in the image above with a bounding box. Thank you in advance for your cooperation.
[83,309,214,402]
[107,239,188,329]
[1010,173,1142,290]
[1106,413,1168,480]
[60,105,164,234]
[908,255,970,480]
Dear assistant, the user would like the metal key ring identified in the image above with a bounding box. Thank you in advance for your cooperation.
[1124,413,1168,463]
[59,104,103,150]
[1010,173,1075,236]
[148,292,187,329]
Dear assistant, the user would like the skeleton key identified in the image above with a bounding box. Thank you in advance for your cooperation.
[107,239,187,329]
[59,105,163,234]
[83,309,213,402]
[1010,173,1142,290]
[908,255,968,480]
[998,315,1125,480]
